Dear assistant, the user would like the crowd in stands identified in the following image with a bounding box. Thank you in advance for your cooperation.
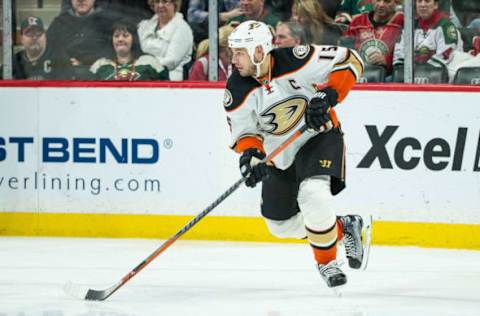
[3,0,480,83]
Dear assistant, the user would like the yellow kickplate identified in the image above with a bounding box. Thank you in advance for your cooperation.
[0,212,479,250]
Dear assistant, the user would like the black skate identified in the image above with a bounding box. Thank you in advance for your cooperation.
[317,260,347,288]
[340,215,364,269]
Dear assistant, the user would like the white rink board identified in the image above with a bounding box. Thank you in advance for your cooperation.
[0,87,479,224]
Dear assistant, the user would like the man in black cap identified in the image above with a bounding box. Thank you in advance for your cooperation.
[12,16,66,80]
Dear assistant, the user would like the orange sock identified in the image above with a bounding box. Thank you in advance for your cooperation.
[312,244,337,265]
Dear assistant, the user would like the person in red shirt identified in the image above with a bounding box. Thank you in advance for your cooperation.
[188,24,235,81]
[344,0,403,73]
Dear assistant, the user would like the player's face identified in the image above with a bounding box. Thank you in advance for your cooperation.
[113,29,133,56]
[231,48,255,77]
[275,24,299,48]
[416,0,438,20]
[71,0,95,16]
[21,28,46,54]
[373,0,396,20]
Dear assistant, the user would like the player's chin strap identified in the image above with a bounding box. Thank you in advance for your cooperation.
[254,61,264,78]
[253,53,270,79]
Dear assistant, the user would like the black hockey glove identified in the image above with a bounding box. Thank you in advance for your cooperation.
[239,148,268,188]
[305,88,338,131]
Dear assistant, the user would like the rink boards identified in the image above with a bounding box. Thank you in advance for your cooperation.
[1,82,480,249]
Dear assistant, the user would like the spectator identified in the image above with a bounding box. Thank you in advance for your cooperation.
[451,0,480,27]
[187,0,241,44]
[108,0,153,24]
[344,0,403,74]
[292,0,344,45]
[188,0,241,24]
[48,0,116,78]
[13,17,64,80]
[468,19,480,30]
[274,21,306,47]
[335,0,374,25]
[228,0,280,28]
[63,0,152,23]
[318,0,342,19]
[90,21,169,80]
[469,23,480,56]
[268,0,294,21]
[188,23,235,81]
[393,0,463,70]
[138,0,194,81]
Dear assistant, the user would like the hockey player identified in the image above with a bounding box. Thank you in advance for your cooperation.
[224,21,365,288]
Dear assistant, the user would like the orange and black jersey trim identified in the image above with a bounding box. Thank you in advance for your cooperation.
[327,48,363,103]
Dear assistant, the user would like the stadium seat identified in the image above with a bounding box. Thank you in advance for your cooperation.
[414,64,448,83]
[453,67,480,84]
[392,64,404,82]
[359,64,386,83]
[392,64,448,83]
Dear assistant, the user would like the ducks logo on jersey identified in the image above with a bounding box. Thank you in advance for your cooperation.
[260,96,308,135]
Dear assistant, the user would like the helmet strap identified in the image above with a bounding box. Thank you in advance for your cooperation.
[251,47,269,78]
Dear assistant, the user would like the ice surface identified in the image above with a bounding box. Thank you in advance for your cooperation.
[0,237,479,316]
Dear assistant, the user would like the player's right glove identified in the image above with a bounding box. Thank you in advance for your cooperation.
[239,148,268,188]
[305,88,338,131]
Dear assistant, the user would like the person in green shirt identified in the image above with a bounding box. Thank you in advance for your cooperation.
[90,21,169,80]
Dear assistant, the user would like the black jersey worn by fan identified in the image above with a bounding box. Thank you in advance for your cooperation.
[13,44,64,80]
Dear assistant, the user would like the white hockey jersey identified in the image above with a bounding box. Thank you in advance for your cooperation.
[223,45,363,170]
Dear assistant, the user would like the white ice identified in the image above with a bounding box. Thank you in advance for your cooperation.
[0,237,479,316]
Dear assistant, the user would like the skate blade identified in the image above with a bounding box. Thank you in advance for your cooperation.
[360,215,373,271]
[331,284,345,297]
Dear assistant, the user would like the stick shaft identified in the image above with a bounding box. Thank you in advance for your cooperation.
[86,125,309,300]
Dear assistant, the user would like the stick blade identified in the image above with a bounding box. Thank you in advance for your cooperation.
[85,288,111,301]
[63,281,113,301]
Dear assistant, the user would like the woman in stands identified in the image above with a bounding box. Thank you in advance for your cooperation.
[291,0,344,45]
[188,23,235,81]
[90,21,169,80]
[138,0,194,81]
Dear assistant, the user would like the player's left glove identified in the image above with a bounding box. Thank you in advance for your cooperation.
[305,88,338,131]
[239,148,268,188]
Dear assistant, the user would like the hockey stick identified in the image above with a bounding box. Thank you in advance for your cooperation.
[65,124,311,301]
